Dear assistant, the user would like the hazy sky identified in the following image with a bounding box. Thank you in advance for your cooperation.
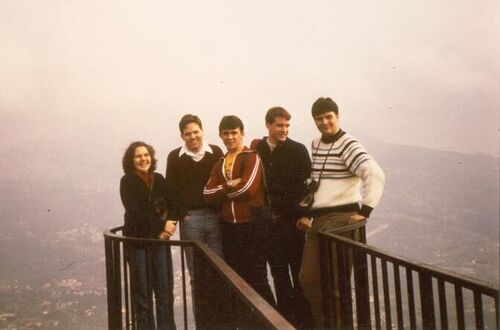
[1,0,499,175]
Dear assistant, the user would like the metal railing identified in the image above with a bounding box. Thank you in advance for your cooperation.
[104,227,293,330]
[318,221,499,329]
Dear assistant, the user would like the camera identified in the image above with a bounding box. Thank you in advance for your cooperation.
[305,178,320,193]
[299,178,320,208]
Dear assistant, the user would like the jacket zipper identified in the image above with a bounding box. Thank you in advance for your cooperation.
[231,201,236,223]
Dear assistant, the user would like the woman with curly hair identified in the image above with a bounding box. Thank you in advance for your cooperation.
[120,141,178,329]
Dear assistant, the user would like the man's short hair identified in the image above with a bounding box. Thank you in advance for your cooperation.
[265,107,291,124]
[311,97,339,117]
[179,114,203,133]
[219,115,244,133]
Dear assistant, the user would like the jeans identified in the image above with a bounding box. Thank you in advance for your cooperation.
[180,208,224,326]
[128,245,176,330]
[179,208,225,277]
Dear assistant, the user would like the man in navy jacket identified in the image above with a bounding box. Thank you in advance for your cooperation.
[251,107,313,328]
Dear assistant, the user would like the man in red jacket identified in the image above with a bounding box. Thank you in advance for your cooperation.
[203,115,275,305]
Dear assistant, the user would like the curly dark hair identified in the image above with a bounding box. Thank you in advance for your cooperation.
[122,141,157,174]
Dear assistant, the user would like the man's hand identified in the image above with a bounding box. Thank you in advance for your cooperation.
[159,231,171,240]
[350,213,366,223]
[164,220,177,235]
[227,178,242,188]
[296,217,312,232]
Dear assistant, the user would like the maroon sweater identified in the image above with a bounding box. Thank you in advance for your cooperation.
[165,144,223,218]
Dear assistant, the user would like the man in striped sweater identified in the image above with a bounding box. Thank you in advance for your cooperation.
[297,97,385,329]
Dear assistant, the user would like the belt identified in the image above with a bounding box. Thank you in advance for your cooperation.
[187,207,214,215]
[310,203,360,218]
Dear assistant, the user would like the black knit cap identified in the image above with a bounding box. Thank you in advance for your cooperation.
[311,97,339,117]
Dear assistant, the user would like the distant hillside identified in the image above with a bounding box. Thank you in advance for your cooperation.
[0,138,498,327]
[369,140,499,237]
[361,138,499,284]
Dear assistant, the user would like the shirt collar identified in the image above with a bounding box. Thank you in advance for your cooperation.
[179,141,213,158]
[264,136,287,150]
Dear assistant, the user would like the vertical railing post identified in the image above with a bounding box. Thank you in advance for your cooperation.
[352,226,371,329]
[495,291,500,330]
[419,270,436,329]
[381,260,392,329]
[406,269,417,330]
[193,246,208,328]
[454,285,465,330]
[105,237,123,329]
[179,244,188,330]
[473,292,484,330]
[353,246,371,329]
[337,241,354,329]
[122,243,131,330]
[437,279,448,330]
[371,255,382,330]
[393,264,404,329]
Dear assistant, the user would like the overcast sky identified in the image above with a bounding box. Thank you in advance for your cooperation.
[1,0,499,176]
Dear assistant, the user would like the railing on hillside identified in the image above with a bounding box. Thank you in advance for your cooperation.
[318,221,500,330]
[103,227,293,330]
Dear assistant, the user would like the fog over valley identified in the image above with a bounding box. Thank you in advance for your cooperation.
[1,0,498,328]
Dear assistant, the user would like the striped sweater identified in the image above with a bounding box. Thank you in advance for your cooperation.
[310,130,385,217]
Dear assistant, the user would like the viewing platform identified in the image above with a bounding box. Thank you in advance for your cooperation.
[104,222,499,329]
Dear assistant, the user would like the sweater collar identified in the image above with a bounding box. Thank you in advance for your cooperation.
[321,129,344,144]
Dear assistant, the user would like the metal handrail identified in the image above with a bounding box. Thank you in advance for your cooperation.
[103,227,293,330]
[317,222,499,329]
[319,230,498,296]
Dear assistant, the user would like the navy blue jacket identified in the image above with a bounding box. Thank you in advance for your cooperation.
[252,137,311,219]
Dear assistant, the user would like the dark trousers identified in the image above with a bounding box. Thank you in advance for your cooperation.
[128,245,176,330]
[268,217,313,328]
[221,221,276,306]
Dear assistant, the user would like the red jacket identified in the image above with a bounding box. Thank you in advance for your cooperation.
[203,147,264,223]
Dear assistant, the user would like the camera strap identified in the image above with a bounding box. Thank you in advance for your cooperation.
[312,140,335,185]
